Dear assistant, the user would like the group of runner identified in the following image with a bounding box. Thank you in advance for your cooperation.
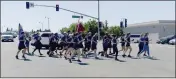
[15,31,151,63]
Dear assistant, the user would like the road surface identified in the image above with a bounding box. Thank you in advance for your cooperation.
[1,38,175,77]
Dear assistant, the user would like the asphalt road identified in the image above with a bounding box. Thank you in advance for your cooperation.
[1,38,175,78]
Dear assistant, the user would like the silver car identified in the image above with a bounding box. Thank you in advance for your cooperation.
[1,35,14,42]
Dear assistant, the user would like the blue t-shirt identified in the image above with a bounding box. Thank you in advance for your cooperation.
[145,37,149,45]
[112,38,117,47]
[19,35,25,47]
[139,37,145,46]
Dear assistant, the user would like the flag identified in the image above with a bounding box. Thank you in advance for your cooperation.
[76,18,85,32]
[18,23,24,39]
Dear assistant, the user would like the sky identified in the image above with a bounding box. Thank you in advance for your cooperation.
[1,1,175,33]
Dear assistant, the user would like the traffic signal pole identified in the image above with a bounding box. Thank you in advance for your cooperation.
[98,0,100,40]
[33,4,98,20]
[27,2,101,40]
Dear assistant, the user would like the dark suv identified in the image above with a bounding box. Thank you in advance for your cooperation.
[157,35,176,44]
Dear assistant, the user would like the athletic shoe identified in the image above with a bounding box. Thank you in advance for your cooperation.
[64,56,67,60]
[15,55,19,59]
[22,55,26,60]
[109,53,115,55]
[128,55,132,58]
[122,54,126,58]
[115,58,119,61]
[143,54,147,56]
[40,53,43,56]
[95,57,99,59]
[71,57,75,60]
[105,55,109,58]
[77,59,82,62]
[47,51,49,55]
[69,59,72,63]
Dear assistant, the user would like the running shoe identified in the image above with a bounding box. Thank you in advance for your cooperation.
[15,55,19,59]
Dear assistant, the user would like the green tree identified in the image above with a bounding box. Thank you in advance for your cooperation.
[60,27,69,33]
[108,26,121,36]
[69,23,77,33]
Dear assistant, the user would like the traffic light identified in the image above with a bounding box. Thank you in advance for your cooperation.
[98,22,102,29]
[125,19,127,28]
[120,21,123,28]
[56,4,59,11]
[26,2,30,9]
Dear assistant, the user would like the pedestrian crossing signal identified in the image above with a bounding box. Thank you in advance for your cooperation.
[56,4,59,11]
[26,2,30,9]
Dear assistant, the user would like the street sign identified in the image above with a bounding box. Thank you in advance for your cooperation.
[72,15,83,18]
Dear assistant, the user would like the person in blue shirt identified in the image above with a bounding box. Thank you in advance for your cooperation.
[59,32,68,57]
[54,33,60,55]
[84,32,92,56]
[122,33,132,58]
[138,33,151,58]
[31,32,43,56]
[102,33,109,57]
[16,31,27,59]
[64,34,74,63]
[47,33,58,57]
[118,34,126,54]
[137,33,145,56]
[112,35,119,60]
[107,34,112,55]
[72,32,82,62]
[88,33,99,59]
[77,32,84,52]
[25,32,31,55]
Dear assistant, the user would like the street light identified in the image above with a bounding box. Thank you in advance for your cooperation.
[39,22,43,31]
[45,16,50,30]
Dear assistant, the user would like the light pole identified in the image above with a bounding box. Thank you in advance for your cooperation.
[45,16,50,30]
[98,0,100,40]
[39,22,43,31]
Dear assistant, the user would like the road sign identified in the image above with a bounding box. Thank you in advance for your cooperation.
[72,15,83,18]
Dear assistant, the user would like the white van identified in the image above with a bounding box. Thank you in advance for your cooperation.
[31,32,52,49]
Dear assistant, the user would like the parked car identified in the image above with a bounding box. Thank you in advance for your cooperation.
[1,34,14,42]
[31,32,52,49]
[156,35,176,44]
[2,32,17,38]
[169,38,176,45]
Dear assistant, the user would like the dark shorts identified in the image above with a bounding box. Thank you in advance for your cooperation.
[126,43,131,47]
[103,47,108,51]
[103,44,108,51]
[35,41,42,49]
[57,43,63,50]
[18,44,26,50]
[60,42,66,47]
[121,43,125,46]
[91,44,97,50]
[25,44,29,48]
[78,43,84,48]
[113,46,118,52]
[108,43,112,48]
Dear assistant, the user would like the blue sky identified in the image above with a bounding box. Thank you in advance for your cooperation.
[1,1,175,32]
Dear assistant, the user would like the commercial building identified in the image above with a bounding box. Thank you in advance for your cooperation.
[123,20,175,43]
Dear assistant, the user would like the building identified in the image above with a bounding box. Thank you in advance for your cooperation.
[123,20,175,43]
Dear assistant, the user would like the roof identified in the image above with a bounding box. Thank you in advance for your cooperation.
[128,20,175,27]
[1,35,13,37]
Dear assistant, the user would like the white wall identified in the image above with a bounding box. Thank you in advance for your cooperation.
[123,23,175,43]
